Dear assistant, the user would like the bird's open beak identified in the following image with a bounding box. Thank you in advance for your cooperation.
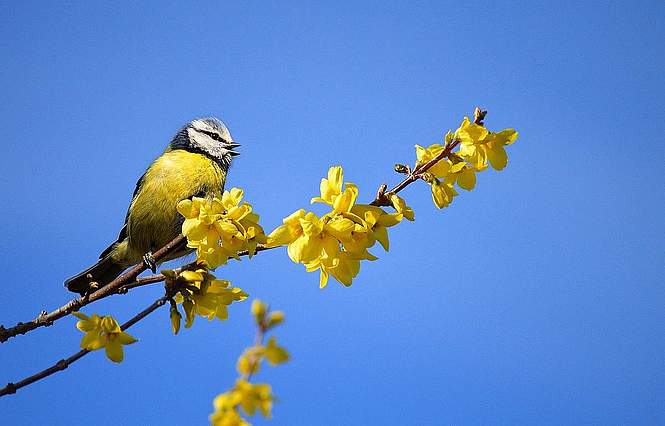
[226,142,241,156]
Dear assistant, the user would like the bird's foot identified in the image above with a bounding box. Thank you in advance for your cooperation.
[143,252,157,273]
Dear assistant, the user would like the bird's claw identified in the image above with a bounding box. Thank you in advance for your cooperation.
[143,252,157,273]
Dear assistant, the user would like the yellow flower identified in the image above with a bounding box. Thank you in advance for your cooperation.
[267,210,340,264]
[177,196,225,243]
[415,144,452,178]
[331,252,361,286]
[305,251,360,288]
[310,165,344,205]
[482,128,519,171]
[296,212,340,261]
[236,336,288,376]
[264,336,289,366]
[210,390,252,426]
[72,312,138,363]
[170,305,182,335]
[172,269,248,330]
[266,208,306,247]
[311,166,359,214]
[456,117,518,171]
[234,380,273,418]
[177,189,267,269]
[414,142,479,190]
[430,178,458,209]
[322,214,355,243]
[212,381,274,421]
[344,203,404,252]
[304,253,339,289]
[332,218,374,258]
[389,194,415,221]
[194,240,234,270]
[210,406,249,426]
[447,161,477,191]
[220,187,245,211]
[457,116,489,144]
[331,183,359,214]
[237,211,268,258]
[456,116,490,170]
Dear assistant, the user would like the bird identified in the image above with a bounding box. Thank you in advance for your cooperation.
[64,117,240,295]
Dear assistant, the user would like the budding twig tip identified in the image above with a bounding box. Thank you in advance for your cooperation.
[394,164,410,174]
[473,107,487,126]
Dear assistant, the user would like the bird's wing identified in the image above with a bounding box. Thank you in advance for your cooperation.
[98,173,146,259]
[97,171,213,259]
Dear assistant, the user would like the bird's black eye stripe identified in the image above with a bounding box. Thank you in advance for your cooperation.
[196,128,228,144]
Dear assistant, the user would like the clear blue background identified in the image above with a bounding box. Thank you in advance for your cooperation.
[1,1,663,424]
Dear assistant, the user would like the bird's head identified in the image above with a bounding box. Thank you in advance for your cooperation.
[169,117,240,168]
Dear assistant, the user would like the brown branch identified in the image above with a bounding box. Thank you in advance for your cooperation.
[0,234,186,344]
[0,295,169,397]
[116,274,166,294]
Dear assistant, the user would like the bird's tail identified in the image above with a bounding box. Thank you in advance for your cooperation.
[64,253,125,295]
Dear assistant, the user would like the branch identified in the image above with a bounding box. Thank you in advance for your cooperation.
[0,295,169,397]
[116,273,167,293]
[370,139,461,206]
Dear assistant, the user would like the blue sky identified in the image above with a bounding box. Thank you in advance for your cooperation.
[1,1,663,424]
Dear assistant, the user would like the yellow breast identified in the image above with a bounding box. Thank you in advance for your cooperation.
[122,150,226,261]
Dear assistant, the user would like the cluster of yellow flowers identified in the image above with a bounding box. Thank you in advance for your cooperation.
[266,166,414,288]
[165,268,248,334]
[210,300,288,426]
[211,379,272,426]
[73,312,137,363]
[417,117,518,209]
[177,188,267,269]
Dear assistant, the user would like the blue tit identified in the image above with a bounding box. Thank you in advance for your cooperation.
[64,117,240,295]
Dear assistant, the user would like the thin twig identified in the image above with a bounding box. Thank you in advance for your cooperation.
[116,274,166,294]
[370,139,461,207]
[0,295,169,397]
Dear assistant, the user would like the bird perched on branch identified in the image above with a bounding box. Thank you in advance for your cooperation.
[64,118,239,295]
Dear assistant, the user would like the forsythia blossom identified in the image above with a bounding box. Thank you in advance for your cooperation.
[211,380,273,425]
[236,336,289,376]
[457,117,518,171]
[177,188,267,269]
[267,166,414,288]
[165,268,248,333]
[415,117,518,209]
[72,312,137,363]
